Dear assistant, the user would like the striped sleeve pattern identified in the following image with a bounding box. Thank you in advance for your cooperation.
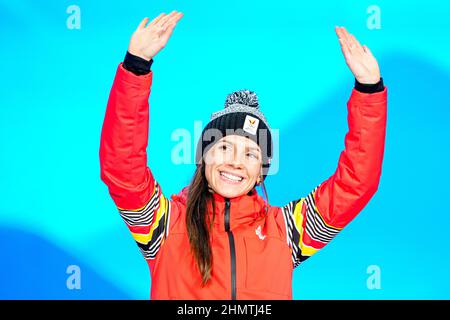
[117,181,171,260]
[281,185,342,268]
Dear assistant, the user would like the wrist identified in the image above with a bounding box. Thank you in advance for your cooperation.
[127,48,152,61]
[355,76,380,85]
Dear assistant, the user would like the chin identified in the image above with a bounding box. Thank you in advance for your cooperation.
[215,184,252,199]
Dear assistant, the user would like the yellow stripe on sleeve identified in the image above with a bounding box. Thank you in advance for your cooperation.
[131,195,167,244]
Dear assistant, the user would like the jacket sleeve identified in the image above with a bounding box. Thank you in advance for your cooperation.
[99,63,171,261]
[281,87,387,268]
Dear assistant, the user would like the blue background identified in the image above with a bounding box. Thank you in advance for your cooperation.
[1,0,449,299]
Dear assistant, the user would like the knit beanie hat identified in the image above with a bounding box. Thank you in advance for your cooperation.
[195,89,273,180]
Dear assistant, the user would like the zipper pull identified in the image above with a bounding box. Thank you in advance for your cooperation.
[224,198,231,232]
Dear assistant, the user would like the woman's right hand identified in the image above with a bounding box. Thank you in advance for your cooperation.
[128,11,183,61]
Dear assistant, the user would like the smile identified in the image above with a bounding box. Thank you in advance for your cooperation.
[219,171,244,183]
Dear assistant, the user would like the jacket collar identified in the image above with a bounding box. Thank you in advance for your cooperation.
[173,186,268,232]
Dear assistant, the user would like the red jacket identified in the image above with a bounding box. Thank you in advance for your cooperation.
[100,63,387,300]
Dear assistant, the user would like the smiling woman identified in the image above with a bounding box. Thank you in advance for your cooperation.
[204,135,263,199]
[99,11,388,300]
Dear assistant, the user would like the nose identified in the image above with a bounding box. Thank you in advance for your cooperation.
[227,149,244,168]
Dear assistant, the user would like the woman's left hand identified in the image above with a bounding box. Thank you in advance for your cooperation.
[335,26,381,84]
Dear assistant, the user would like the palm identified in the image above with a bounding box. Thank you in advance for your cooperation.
[335,27,380,84]
[128,11,183,61]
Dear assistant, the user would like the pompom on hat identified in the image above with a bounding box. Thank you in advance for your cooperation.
[195,89,273,180]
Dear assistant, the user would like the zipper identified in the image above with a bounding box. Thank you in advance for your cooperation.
[224,198,236,300]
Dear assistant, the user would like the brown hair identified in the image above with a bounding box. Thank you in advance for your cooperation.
[185,160,216,287]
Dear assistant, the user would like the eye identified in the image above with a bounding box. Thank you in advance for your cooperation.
[219,144,229,151]
[246,152,258,159]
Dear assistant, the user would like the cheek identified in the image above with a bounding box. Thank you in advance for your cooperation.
[247,163,261,181]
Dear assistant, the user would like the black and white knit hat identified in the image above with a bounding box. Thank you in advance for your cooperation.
[195,89,273,179]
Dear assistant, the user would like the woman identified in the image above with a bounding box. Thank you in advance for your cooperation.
[100,11,387,300]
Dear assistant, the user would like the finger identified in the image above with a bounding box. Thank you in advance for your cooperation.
[338,32,355,60]
[338,38,352,59]
[363,45,373,56]
[161,12,181,31]
[137,17,149,30]
[160,23,176,43]
[336,27,351,50]
[339,26,351,43]
[157,10,178,28]
[335,26,345,40]
[169,12,183,23]
[163,12,183,29]
[335,26,346,41]
[348,34,362,47]
[160,14,183,40]
[339,27,356,53]
[149,13,166,27]
[336,28,351,52]
[348,34,363,52]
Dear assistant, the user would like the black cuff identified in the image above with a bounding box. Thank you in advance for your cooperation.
[354,77,384,93]
[123,51,153,75]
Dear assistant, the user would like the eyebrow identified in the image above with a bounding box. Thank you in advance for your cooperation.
[246,146,261,152]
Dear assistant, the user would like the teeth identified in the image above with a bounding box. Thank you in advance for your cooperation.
[220,172,243,181]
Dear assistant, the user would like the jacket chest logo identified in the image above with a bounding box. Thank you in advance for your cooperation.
[255,225,266,240]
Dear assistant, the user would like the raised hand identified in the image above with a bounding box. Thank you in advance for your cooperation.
[335,26,380,84]
[128,11,183,61]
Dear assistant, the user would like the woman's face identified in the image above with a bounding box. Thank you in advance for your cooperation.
[204,135,262,198]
